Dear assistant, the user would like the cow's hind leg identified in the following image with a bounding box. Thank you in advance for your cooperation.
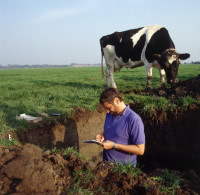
[106,67,117,88]
[110,71,117,88]
[106,68,111,87]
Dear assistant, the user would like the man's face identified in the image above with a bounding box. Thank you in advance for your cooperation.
[102,98,120,115]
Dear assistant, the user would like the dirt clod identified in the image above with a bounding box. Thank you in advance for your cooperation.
[0,144,68,194]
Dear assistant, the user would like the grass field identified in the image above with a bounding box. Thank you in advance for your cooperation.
[0,64,200,137]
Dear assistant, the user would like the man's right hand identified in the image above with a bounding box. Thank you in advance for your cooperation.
[96,133,104,143]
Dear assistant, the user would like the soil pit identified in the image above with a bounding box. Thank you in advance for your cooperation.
[1,75,200,194]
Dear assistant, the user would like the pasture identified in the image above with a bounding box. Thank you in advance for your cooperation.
[0,64,200,137]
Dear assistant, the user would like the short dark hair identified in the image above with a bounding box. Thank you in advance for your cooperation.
[99,88,123,104]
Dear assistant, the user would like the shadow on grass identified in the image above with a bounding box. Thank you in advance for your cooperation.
[118,74,161,83]
[30,80,103,90]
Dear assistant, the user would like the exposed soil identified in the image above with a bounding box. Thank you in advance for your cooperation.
[1,75,200,194]
[0,144,200,194]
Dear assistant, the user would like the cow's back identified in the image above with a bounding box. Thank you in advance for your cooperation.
[100,25,175,63]
[100,27,146,63]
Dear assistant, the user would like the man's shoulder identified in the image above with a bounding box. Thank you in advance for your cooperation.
[125,106,138,116]
[125,106,141,121]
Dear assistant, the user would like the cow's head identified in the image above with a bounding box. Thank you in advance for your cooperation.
[154,49,190,84]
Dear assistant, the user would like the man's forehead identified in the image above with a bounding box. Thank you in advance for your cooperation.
[103,102,112,107]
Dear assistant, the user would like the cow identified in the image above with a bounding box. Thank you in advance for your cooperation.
[100,25,190,89]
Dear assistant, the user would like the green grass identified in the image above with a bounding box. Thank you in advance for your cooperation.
[0,137,17,146]
[112,162,142,177]
[151,169,182,194]
[66,168,94,194]
[0,65,200,136]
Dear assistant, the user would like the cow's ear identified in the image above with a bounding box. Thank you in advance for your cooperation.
[179,53,190,60]
[153,54,161,61]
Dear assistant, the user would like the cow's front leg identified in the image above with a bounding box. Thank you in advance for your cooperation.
[145,66,152,90]
[159,69,166,88]
[146,76,152,90]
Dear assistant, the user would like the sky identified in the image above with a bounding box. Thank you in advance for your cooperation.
[0,0,199,65]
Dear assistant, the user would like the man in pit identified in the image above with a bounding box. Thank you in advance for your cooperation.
[96,88,145,166]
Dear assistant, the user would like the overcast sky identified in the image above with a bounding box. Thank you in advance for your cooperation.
[0,0,199,65]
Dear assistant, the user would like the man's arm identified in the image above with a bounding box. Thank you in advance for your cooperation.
[102,140,145,155]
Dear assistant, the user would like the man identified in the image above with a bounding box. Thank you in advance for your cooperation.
[96,88,145,166]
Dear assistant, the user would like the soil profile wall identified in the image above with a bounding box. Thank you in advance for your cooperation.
[16,106,200,171]
[136,105,200,171]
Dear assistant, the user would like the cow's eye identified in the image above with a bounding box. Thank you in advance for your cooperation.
[168,55,177,64]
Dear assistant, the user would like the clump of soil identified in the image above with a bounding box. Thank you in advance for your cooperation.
[0,144,200,194]
[0,144,69,194]
[0,144,89,194]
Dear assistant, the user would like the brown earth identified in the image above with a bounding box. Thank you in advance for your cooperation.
[0,144,200,194]
[1,75,200,194]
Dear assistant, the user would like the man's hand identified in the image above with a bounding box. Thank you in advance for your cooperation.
[96,133,104,143]
[102,140,115,150]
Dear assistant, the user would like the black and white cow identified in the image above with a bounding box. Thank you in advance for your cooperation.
[100,25,190,89]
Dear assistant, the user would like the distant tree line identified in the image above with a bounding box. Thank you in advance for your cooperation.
[0,61,199,69]
[183,61,200,64]
[0,63,101,69]
[190,61,200,64]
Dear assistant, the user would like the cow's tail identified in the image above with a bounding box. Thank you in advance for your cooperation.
[100,38,104,78]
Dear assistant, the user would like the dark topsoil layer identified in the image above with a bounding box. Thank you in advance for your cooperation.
[124,74,200,101]
[1,75,200,194]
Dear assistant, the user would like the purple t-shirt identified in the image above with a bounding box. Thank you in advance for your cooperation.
[103,105,145,165]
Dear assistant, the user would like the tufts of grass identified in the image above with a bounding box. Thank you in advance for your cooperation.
[175,96,197,108]
[50,146,79,155]
[71,168,93,187]
[112,162,142,177]
[65,185,94,195]
[151,169,182,194]
[49,146,91,160]
[62,146,80,158]
[0,138,17,147]
[125,94,176,114]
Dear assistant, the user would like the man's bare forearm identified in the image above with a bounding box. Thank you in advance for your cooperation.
[115,143,145,155]
[102,140,145,155]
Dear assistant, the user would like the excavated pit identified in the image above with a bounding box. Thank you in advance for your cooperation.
[15,103,200,172]
[15,75,200,172]
[1,75,200,194]
[16,108,106,166]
